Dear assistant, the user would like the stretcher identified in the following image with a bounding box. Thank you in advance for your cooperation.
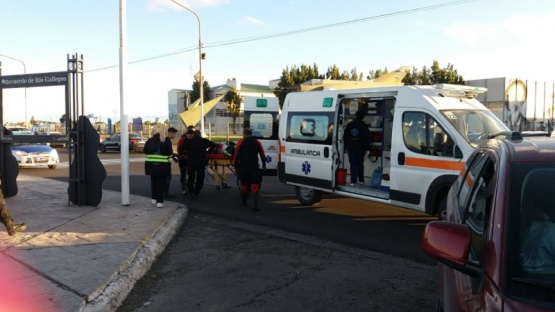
[206,154,238,189]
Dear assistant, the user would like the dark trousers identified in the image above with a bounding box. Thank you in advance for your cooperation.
[150,175,167,204]
[178,160,188,191]
[0,189,14,228]
[165,175,172,195]
[347,149,365,183]
[187,165,205,194]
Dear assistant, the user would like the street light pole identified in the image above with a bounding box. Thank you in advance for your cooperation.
[171,0,204,136]
[0,54,27,129]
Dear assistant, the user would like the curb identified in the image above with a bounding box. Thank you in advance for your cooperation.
[81,206,188,312]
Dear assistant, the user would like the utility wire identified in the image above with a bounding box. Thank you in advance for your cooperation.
[87,0,478,73]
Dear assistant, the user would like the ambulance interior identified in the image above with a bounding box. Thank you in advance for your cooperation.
[336,96,395,199]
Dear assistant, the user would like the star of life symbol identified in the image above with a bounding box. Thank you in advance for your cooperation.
[266,155,272,163]
[351,128,359,136]
[302,161,311,175]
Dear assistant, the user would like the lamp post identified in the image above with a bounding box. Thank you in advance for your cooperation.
[0,54,27,129]
[171,0,204,136]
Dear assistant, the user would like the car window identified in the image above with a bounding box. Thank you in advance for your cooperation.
[464,159,495,239]
[518,168,555,274]
[461,155,496,292]
[457,152,488,215]
[506,164,555,307]
[286,112,334,145]
[402,112,457,157]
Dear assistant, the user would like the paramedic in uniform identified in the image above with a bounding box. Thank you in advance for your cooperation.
[343,109,371,185]
[144,131,176,208]
[234,128,266,211]
[181,130,216,199]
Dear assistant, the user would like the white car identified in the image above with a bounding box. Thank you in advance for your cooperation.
[11,144,59,169]
[11,131,60,169]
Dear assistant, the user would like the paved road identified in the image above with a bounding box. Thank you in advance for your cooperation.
[24,149,439,311]
[117,212,437,312]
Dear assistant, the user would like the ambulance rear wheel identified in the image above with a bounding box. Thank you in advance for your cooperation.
[295,186,322,206]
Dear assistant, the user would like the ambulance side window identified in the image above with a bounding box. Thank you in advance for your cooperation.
[244,112,278,140]
[402,112,456,158]
[287,112,334,144]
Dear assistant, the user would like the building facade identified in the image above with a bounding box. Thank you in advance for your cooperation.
[168,78,276,136]
[467,78,555,132]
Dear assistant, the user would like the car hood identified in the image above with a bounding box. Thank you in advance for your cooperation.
[12,145,53,153]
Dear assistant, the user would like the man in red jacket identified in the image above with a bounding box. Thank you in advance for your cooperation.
[233,128,266,211]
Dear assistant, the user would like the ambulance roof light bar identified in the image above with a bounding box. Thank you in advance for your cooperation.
[434,84,487,99]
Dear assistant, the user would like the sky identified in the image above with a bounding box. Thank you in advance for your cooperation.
[1,0,555,124]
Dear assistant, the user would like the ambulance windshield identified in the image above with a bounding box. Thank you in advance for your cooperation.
[441,110,509,147]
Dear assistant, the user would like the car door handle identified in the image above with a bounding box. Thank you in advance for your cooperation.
[398,152,405,165]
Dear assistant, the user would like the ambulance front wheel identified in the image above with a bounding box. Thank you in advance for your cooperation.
[295,186,322,206]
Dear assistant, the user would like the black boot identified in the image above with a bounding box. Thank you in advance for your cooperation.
[239,192,248,207]
[7,223,27,236]
[253,192,260,211]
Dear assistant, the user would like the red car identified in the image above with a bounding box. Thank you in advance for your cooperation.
[422,132,555,311]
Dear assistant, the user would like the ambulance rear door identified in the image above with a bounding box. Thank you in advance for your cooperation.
[280,94,336,192]
[243,97,280,176]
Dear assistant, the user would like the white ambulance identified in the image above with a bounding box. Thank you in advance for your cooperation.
[243,96,280,176]
[277,84,509,215]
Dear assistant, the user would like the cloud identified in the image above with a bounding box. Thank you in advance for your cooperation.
[243,16,267,26]
[504,11,555,43]
[444,11,555,47]
[443,23,498,46]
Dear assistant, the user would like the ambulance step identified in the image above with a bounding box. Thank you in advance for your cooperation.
[336,184,390,200]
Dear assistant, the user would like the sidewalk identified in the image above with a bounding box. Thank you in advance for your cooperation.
[0,174,188,312]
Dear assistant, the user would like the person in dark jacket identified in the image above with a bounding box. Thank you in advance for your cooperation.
[181,130,216,199]
[233,128,266,211]
[343,109,371,185]
[144,132,174,208]
[177,125,195,195]
[163,127,178,198]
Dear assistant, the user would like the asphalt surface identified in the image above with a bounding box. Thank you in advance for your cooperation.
[2,173,438,312]
[118,212,437,312]
[0,174,186,312]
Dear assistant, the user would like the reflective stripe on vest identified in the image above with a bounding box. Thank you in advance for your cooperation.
[145,154,170,163]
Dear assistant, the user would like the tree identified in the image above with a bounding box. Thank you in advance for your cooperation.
[367,68,388,80]
[402,61,464,85]
[59,114,66,124]
[274,63,324,107]
[274,61,465,107]
[190,77,211,104]
[325,65,341,79]
[224,87,242,134]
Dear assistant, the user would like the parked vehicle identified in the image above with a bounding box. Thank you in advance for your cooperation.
[99,132,143,153]
[521,130,550,137]
[11,131,59,169]
[277,84,509,215]
[422,133,555,311]
[132,136,147,153]
[243,96,280,176]
[41,131,67,148]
